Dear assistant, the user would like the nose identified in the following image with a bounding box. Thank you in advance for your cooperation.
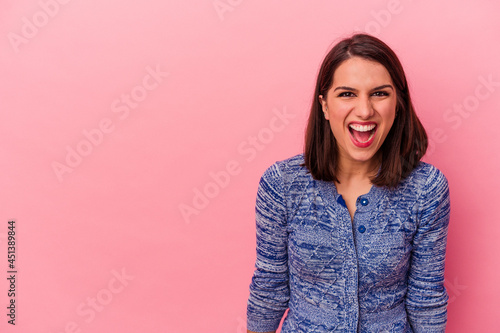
[354,96,375,119]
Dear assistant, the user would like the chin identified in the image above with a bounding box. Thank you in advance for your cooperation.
[348,150,378,162]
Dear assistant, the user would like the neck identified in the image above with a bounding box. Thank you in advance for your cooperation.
[336,154,380,184]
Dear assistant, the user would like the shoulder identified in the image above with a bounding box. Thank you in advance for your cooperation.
[398,162,449,196]
[261,153,310,181]
[259,154,314,202]
[384,162,449,215]
[399,162,450,222]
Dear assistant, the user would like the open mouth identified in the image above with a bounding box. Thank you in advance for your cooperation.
[348,123,377,145]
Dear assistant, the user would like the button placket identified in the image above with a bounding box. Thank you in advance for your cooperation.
[354,197,369,234]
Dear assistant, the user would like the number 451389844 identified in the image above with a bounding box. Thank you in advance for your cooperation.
[7,220,16,270]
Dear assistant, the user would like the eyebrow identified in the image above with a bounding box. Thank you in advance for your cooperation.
[333,84,394,92]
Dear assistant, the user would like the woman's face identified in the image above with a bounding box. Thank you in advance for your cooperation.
[319,57,397,168]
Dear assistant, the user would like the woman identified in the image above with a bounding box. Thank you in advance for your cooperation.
[246,34,450,332]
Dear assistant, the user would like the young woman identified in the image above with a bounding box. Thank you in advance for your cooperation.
[246,34,450,332]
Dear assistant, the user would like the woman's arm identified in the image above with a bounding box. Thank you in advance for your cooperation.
[246,163,290,332]
[406,167,450,332]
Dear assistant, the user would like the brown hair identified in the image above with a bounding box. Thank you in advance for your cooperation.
[303,33,427,188]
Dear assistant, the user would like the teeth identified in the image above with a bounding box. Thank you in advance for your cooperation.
[349,124,376,132]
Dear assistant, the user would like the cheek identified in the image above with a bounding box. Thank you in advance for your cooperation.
[327,103,351,121]
[379,109,396,137]
[378,101,397,122]
[328,121,348,143]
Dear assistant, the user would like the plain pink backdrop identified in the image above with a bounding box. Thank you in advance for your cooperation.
[1,0,499,332]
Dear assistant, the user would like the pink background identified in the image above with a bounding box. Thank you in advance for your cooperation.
[1,0,499,332]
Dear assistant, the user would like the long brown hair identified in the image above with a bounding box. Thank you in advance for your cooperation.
[303,33,427,188]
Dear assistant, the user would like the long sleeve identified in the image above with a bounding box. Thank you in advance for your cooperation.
[247,163,290,332]
[406,167,450,332]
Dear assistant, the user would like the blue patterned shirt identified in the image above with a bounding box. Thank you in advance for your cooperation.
[247,154,450,332]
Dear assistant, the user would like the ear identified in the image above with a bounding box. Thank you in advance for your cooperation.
[318,95,329,120]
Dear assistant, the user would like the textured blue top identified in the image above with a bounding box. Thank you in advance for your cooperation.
[247,154,450,332]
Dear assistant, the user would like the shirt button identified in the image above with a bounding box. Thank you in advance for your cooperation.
[360,198,369,206]
[358,225,366,233]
